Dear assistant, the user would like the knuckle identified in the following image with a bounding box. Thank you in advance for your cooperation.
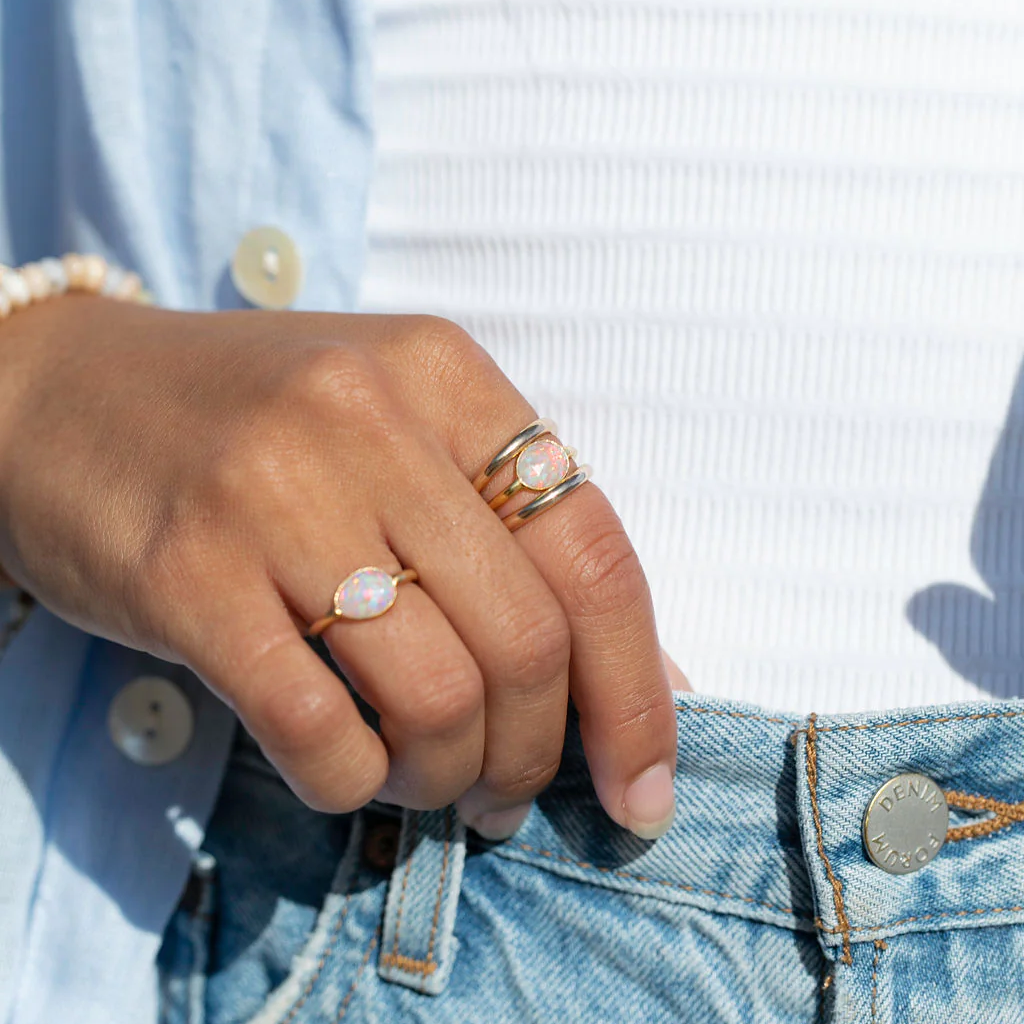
[485,755,562,803]
[206,428,291,505]
[403,657,484,736]
[292,760,386,815]
[256,680,342,757]
[498,602,571,692]
[282,346,392,434]
[565,510,649,616]
[608,687,676,741]
[389,760,480,813]
[406,314,478,359]
[397,315,501,393]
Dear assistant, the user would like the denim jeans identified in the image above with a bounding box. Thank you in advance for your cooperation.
[158,687,1024,1023]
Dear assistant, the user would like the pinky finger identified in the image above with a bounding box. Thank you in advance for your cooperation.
[182,585,390,813]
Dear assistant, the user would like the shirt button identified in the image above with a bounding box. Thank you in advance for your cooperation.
[108,676,195,766]
[230,226,303,310]
[862,772,949,875]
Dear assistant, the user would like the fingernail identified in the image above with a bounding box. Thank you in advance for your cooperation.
[468,802,533,841]
[623,763,676,840]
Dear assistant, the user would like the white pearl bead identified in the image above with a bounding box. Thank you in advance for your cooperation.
[63,254,87,289]
[1,271,31,310]
[20,263,51,301]
[39,258,69,294]
[80,254,107,293]
[101,265,125,296]
[115,271,143,300]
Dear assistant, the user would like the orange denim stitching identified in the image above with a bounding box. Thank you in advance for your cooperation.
[871,939,887,1022]
[673,704,800,728]
[377,952,437,977]
[336,926,380,1022]
[805,713,853,965]
[379,805,452,978]
[944,790,1024,842]
[388,810,419,960]
[507,841,806,920]
[815,904,1024,934]
[280,894,353,1024]
[425,804,452,965]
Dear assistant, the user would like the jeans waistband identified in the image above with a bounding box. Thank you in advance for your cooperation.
[486,691,1024,967]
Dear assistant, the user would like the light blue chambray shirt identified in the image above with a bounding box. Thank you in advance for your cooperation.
[0,2,374,1021]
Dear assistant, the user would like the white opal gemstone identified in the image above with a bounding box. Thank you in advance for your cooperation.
[516,438,570,490]
[334,567,398,620]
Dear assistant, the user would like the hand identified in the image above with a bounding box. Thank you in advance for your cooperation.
[0,297,678,840]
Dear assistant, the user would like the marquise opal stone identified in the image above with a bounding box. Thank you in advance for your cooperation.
[516,438,570,490]
[334,567,398,619]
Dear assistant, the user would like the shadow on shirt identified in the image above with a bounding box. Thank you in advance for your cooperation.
[907,358,1024,698]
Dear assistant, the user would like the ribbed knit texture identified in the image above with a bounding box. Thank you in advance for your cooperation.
[361,1,1024,712]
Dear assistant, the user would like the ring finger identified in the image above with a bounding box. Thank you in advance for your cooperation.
[276,528,488,811]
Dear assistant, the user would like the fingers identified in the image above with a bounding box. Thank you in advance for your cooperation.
[380,439,572,837]
[273,528,490,812]
[181,581,390,813]
[472,441,679,840]
[531,490,679,838]
[368,318,678,838]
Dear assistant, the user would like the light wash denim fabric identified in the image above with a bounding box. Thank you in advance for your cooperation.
[0,2,375,1020]
[158,683,1024,1023]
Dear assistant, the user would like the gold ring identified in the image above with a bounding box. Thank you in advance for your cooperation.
[471,417,558,493]
[501,465,593,534]
[307,565,419,637]
[487,440,578,511]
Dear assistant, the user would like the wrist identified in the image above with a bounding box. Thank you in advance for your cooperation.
[0,254,149,478]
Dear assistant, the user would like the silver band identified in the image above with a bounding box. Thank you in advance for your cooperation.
[501,464,593,533]
[472,417,558,493]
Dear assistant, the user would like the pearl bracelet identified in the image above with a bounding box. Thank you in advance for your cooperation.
[0,254,148,318]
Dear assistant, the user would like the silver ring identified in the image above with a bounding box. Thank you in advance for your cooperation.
[501,465,593,533]
[472,417,558,493]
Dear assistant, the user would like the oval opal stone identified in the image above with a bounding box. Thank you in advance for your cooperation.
[334,567,398,620]
[516,438,570,490]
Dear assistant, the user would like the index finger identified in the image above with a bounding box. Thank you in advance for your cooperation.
[508,475,679,839]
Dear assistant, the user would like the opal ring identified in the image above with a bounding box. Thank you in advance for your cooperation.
[487,439,578,511]
[472,417,558,493]
[501,465,593,534]
[307,566,419,638]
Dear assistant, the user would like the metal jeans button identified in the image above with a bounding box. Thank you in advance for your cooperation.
[863,772,949,874]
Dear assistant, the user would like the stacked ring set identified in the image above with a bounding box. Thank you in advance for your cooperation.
[307,417,592,635]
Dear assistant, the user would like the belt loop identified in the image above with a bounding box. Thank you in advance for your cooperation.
[377,805,466,995]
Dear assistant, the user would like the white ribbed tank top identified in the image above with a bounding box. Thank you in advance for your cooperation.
[360,1,1024,712]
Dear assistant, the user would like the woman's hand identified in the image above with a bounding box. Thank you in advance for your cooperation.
[0,297,678,839]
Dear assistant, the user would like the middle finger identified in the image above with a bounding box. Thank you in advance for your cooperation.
[381,432,574,833]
